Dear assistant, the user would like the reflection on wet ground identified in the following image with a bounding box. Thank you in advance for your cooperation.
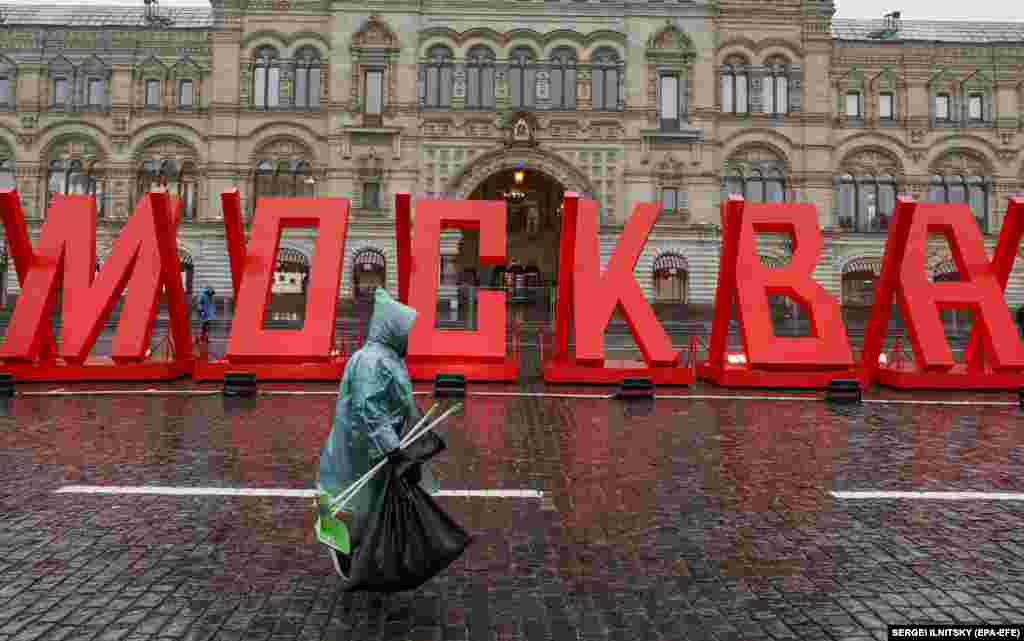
[0,390,1023,640]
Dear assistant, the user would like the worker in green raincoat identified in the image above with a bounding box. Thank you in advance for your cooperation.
[315,287,438,577]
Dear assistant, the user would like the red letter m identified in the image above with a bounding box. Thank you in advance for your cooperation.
[0,192,189,365]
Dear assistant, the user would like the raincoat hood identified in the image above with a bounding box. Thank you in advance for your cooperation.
[365,288,417,357]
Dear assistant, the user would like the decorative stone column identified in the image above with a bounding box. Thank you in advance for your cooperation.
[576,68,591,108]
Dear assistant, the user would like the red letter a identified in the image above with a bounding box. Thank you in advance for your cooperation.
[862,198,1024,378]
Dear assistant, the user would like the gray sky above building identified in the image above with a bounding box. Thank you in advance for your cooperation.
[0,0,1022,20]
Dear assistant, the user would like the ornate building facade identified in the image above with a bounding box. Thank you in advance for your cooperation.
[1,0,1023,311]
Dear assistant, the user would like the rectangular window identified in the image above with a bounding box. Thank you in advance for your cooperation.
[88,79,104,106]
[879,92,894,119]
[735,74,748,113]
[661,188,679,213]
[935,93,950,120]
[0,77,10,105]
[178,80,193,107]
[720,74,733,113]
[296,69,308,107]
[54,78,68,105]
[659,75,679,131]
[365,70,383,115]
[775,76,788,114]
[253,66,266,108]
[363,182,381,210]
[267,67,280,107]
[968,93,983,121]
[309,68,321,107]
[145,79,160,107]
[846,92,861,117]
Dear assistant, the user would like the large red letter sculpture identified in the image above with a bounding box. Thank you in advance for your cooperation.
[698,195,856,388]
[544,193,692,384]
[861,197,1024,389]
[0,190,191,381]
[193,191,351,381]
[399,195,517,381]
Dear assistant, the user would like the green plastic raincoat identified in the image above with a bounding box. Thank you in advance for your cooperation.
[315,288,438,554]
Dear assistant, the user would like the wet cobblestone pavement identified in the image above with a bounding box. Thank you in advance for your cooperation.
[1,382,1023,641]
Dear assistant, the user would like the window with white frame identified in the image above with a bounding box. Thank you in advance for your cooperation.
[177,79,193,108]
[0,159,15,190]
[253,47,280,109]
[720,61,748,114]
[364,69,384,115]
[145,79,160,107]
[549,47,577,110]
[509,47,536,109]
[465,46,496,109]
[293,48,321,109]
[845,91,862,118]
[935,93,951,121]
[424,45,454,108]
[968,93,983,121]
[659,74,680,131]
[590,48,620,111]
[879,92,894,120]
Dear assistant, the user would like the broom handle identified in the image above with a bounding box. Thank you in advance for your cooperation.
[329,403,461,514]
[326,404,438,510]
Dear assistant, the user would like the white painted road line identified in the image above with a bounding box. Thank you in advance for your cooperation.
[54,485,543,499]
[832,491,1024,501]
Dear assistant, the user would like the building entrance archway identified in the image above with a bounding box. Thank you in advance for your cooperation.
[453,167,567,325]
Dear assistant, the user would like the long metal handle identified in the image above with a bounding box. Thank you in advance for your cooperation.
[329,403,462,514]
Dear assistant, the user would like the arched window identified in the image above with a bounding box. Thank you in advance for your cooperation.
[653,253,688,304]
[720,59,749,114]
[764,59,789,115]
[466,46,495,109]
[0,159,14,191]
[253,46,280,109]
[253,159,315,212]
[509,47,536,109]
[352,248,386,300]
[928,174,990,233]
[722,165,785,203]
[591,48,620,111]
[424,45,453,108]
[549,47,577,110]
[836,174,897,232]
[293,48,321,109]
[48,159,106,217]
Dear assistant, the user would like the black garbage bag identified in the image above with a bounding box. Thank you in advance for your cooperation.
[340,430,472,593]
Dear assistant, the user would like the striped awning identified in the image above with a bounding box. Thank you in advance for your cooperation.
[276,247,309,271]
[843,256,882,277]
[353,248,386,271]
[653,252,688,275]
